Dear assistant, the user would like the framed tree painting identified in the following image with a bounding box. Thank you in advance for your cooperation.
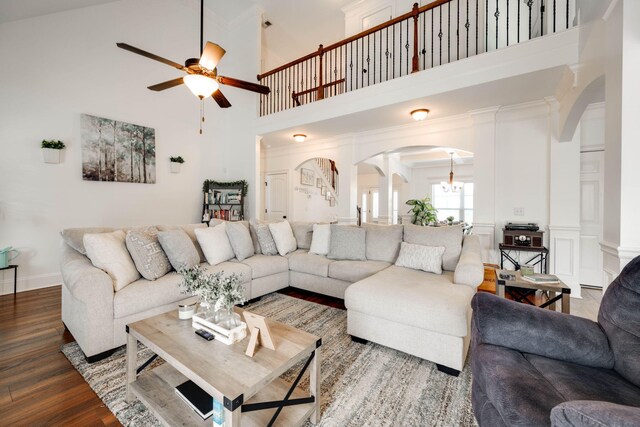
[300,168,314,186]
[81,114,156,183]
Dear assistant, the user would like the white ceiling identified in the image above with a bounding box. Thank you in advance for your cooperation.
[0,0,118,23]
[209,0,352,66]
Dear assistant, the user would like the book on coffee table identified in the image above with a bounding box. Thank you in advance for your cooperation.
[175,380,213,419]
[521,274,560,284]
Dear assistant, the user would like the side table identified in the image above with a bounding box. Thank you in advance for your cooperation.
[495,269,571,314]
[1,265,18,294]
[499,244,549,273]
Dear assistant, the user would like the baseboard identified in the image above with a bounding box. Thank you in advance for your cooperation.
[0,272,62,296]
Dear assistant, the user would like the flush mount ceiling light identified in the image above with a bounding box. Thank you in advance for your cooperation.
[293,134,307,143]
[410,108,430,121]
[441,152,464,193]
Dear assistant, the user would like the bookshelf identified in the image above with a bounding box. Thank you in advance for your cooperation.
[202,180,247,223]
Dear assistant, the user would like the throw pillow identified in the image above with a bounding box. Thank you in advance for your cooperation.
[125,229,172,280]
[327,225,366,261]
[83,230,141,291]
[364,223,404,263]
[255,222,278,255]
[195,223,235,266]
[291,222,314,249]
[309,224,331,255]
[403,224,463,271]
[60,227,114,255]
[157,229,200,271]
[156,224,207,263]
[395,242,446,274]
[268,221,298,256]
[226,221,255,262]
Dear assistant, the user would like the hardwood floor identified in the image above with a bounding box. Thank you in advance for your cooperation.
[0,286,120,426]
[0,284,601,426]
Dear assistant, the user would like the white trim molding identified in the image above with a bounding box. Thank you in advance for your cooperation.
[599,241,640,293]
[0,272,62,296]
[549,226,582,298]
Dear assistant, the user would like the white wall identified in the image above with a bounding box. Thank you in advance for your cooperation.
[0,0,262,294]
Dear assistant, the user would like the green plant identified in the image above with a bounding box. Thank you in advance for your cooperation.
[41,140,65,150]
[178,265,245,309]
[406,196,438,226]
[446,215,455,224]
[170,156,185,163]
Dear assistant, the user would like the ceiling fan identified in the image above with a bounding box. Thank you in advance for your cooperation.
[116,0,270,110]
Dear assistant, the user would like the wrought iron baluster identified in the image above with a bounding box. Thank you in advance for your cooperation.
[350,42,354,92]
[476,0,479,54]
[367,34,371,86]
[386,24,390,80]
[399,20,403,76]
[553,0,556,32]
[528,0,533,40]
[566,0,569,29]
[506,0,509,46]
[423,11,427,69]
[439,6,443,66]
[431,10,434,67]
[448,1,451,63]
[393,21,396,79]
[405,18,410,74]
[518,0,521,43]
[373,32,376,84]
[495,0,499,50]
[466,0,470,58]
[485,0,488,52]
[457,0,460,60]
[361,37,364,87]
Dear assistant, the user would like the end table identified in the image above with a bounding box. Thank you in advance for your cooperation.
[495,269,571,314]
[1,265,18,294]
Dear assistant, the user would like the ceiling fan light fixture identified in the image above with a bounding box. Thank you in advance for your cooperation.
[293,134,307,143]
[183,74,219,99]
[410,108,430,121]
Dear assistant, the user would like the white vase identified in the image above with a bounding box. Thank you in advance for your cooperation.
[170,162,181,173]
[42,148,62,164]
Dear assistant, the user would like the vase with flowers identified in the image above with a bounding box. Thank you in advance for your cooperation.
[178,266,246,328]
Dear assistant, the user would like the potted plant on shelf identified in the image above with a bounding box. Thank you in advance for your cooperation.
[406,196,438,226]
[447,215,455,226]
[170,156,185,173]
[41,140,65,164]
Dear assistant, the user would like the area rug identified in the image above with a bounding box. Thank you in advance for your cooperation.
[61,293,477,426]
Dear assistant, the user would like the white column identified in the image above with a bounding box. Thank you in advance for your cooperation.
[470,107,499,262]
[377,155,392,224]
[337,141,358,224]
[601,0,640,290]
[547,98,582,298]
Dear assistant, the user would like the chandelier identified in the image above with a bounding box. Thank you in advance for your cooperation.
[441,152,464,193]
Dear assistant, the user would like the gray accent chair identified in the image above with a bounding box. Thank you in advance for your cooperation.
[470,256,640,426]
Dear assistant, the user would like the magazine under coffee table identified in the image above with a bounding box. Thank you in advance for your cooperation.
[125,307,321,426]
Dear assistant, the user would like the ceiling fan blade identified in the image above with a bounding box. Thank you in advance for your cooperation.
[147,77,185,91]
[217,75,271,95]
[199,42,226,71]
[212,90,232,108]
[116,43,187,72]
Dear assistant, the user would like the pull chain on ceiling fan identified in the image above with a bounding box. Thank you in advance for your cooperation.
[116,0,270,133]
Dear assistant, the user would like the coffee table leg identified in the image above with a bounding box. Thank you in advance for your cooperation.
[125,332,137,403]
[497,283,505,299]
[224,407,240,427]
[562,292,571,314]
[310,347,321,424]
[549,291,557,311]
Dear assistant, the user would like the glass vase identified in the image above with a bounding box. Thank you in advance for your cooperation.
[216,306,241,330]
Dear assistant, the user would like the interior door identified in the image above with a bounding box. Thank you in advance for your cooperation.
[265,173,288,221]
[579,151,604,288]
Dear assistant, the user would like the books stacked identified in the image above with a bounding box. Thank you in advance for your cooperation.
[521,274,560,284]
[175,380,224,425]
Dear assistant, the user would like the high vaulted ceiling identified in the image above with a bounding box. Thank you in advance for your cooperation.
[0,0,118,23]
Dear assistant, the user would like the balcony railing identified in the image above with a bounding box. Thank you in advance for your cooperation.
[257,0,574,116]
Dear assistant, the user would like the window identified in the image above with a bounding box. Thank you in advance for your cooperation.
[392,191,399,225]
[371,189,379,220]
[431,183,473,223]
[361,192,368,223]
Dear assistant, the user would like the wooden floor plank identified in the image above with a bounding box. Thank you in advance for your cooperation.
[0,286,120,426]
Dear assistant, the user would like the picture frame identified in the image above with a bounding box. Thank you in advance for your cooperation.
[321,186,327,196]
[300,168,315,186]
[330,197,335,207]
[316,178,322,188]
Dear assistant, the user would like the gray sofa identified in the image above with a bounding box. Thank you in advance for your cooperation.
[61,222,483,372]
[470,256,640,426]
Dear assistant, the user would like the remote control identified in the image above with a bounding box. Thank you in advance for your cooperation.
[195,329,215,341]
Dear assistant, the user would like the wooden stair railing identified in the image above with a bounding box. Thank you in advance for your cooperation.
[257,0,575,117]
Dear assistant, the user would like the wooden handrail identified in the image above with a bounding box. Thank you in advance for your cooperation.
[257,0,453,80]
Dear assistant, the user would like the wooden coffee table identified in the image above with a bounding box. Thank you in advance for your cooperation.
[495,269,571,314]
[125,307,321,426]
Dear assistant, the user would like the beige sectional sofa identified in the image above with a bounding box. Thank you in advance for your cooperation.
[60,221,483,373]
